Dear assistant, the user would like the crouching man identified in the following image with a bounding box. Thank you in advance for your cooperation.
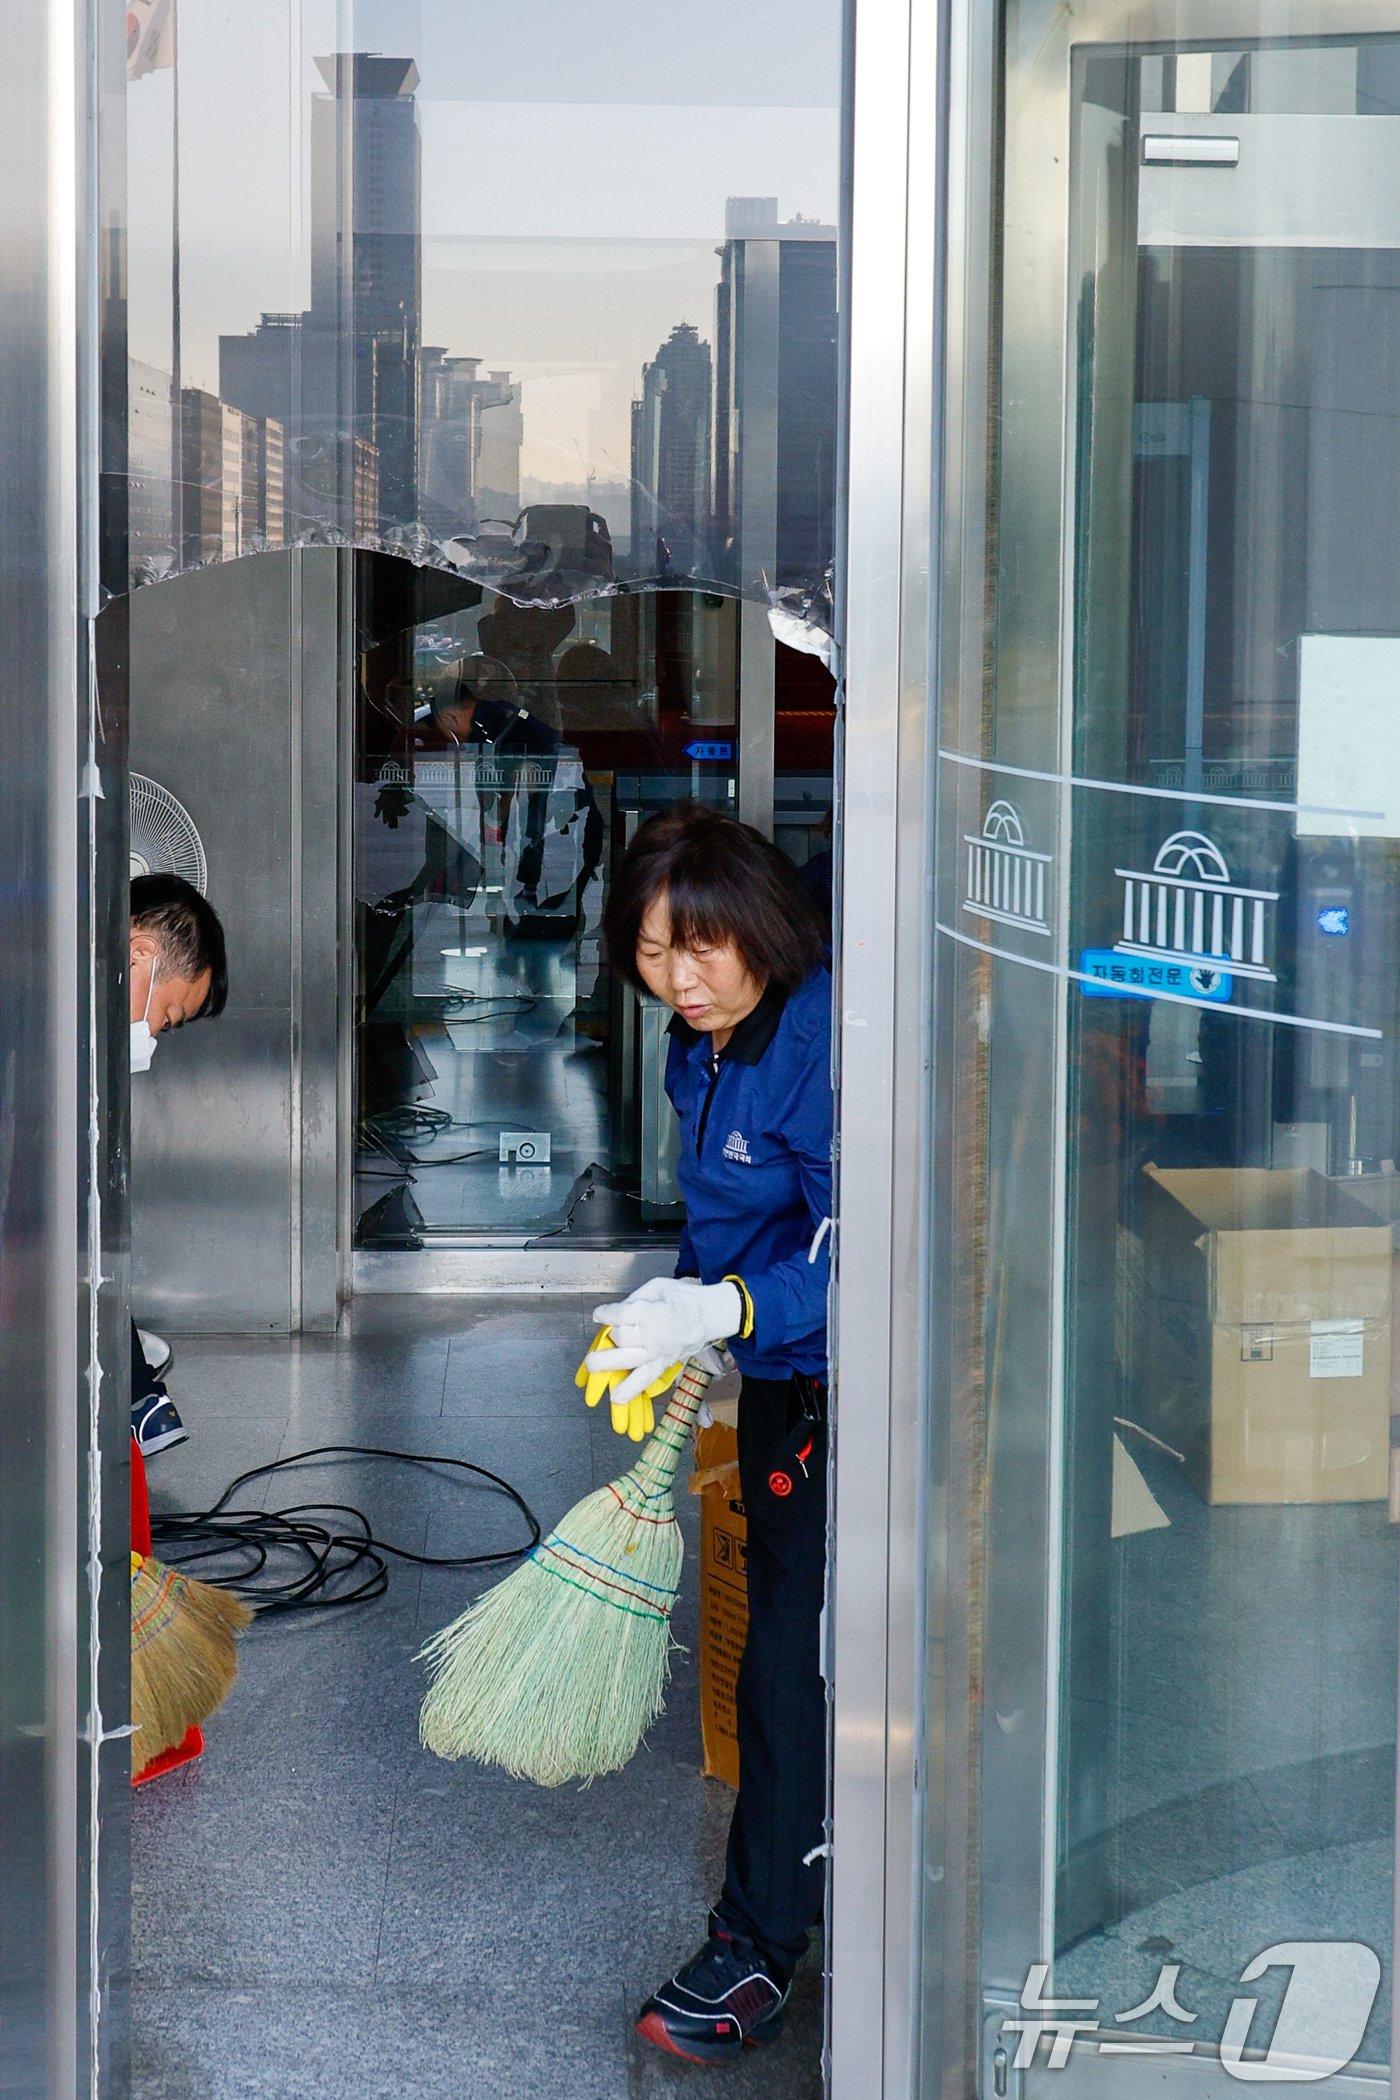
[128,873,228,1455]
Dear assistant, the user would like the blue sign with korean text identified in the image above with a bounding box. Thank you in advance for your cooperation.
[1079,949,1234,1002]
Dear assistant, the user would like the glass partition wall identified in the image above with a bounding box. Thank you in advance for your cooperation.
[931,4,1400,2092]
[354,574,834,1249]
[123,0,840,1296]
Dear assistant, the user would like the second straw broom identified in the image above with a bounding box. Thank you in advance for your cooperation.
[130,1549,253,1773]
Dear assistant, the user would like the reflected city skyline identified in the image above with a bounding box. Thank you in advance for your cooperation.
[125,13,838,602]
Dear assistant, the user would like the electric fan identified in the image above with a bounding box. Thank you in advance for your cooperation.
[129,773,208,894]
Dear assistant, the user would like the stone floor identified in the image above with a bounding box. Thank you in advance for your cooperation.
[131,1295,824,2100]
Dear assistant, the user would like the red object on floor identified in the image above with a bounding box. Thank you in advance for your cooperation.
[130,1435,205,1786]
[131,1435,151,1554]
[132,1725,205,1786]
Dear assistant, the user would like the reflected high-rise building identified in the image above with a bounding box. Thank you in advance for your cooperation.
[631,322,713,576]
[474,370,523,526]
[713,197,837,595]
[419,352,523,538]
[310,54,422,531]
[220,53,422,537]
[128,358,175,574]
[418,348,479,536]
[178,387,285,565]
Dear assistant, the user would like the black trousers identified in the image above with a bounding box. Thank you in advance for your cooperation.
[712,1371,828,1983]
[130,1319,165,1408]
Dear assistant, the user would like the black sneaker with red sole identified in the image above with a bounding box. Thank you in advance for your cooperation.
[635,1931,790,2064]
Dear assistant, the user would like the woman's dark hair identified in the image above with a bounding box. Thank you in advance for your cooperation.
[130,873,228,1019]
[604,804,827,994]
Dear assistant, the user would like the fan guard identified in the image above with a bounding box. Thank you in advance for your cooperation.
[129,773,208,894]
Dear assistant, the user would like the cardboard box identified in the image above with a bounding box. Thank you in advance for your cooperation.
[693,1419,747,1788]
[1327,1172,1400,1518]
[1139,1166,1391,1504]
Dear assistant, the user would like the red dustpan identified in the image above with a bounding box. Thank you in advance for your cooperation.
[130,1437,204,1785]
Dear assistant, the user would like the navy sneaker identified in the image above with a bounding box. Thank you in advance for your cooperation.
[132,1391,188,1456]
[635,1931,789,2063]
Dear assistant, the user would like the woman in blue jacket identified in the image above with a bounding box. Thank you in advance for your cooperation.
[583,804,832,2065]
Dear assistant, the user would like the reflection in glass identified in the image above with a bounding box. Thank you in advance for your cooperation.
[354,573,834,1245]
[125,0,840,619]
[942,12,1400,2076]
[1054,35,1400,2063]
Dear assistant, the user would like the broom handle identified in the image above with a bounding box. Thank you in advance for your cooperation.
[627,1354,722,1501]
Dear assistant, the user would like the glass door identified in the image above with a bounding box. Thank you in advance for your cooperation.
[936,4,1400,2092]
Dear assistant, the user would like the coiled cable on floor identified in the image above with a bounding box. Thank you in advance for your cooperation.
[148,1445,541,1616]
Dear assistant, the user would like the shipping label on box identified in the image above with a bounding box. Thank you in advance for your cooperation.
[1310,1318,1365,1379]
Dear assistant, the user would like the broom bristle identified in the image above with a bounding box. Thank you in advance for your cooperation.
[130,1553,254,1773]
[419,1364,710,1786]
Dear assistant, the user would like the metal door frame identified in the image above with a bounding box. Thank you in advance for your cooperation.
[829,0,945,2093]
[2,0,131,2090]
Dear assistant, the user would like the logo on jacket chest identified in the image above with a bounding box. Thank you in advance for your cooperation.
[722,1130,754,1164]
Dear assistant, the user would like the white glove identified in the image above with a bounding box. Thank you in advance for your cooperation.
[586,1278,743,1407]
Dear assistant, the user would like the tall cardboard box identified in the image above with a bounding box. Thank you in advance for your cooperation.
[1139,1166,1391,1504]
[693,1420,747,1788]
[1330,1171,1400,1519]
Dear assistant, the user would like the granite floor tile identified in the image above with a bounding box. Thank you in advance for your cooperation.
[143,1415,291,1519]
[442,1293,610,1344]
[344,1296,507,1340]
[165,1337,452,1421]
[375,1750,735,1997]
[442,1332,585,1418]
[418,1413,595,1580]
[132,1752,397,1990]
[132,1985,632,2100]
[198,1591,428,1776]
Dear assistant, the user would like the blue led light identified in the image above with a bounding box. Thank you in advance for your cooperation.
[1317,906,1350,937]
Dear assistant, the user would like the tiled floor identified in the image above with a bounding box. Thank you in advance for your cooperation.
[132,1297,824,2100]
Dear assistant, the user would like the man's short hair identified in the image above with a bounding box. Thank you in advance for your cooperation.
[130,874,228,1019]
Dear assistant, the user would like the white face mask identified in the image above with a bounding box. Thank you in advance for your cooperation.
[130,957,158,1075]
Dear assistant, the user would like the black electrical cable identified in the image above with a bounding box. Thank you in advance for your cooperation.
[400,1151,494,1167]
[358,1102,511,1168]
[362,1106,496,1140]
[148,1444,541,1617]
[437,999,540,1025]
[356,1113,494,1171]
[357,1144,493,1170]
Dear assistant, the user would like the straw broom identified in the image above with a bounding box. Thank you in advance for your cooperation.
[419,1353,718,1786]
[130,1550,254,1774]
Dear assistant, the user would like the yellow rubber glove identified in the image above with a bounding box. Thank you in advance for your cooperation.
[574,1325,681,1441]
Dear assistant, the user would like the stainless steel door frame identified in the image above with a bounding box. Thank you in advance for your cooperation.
[954,5,1400,2096]
[829,1,945,2098]
[0,0,129,2091]
[130,546,346,1335]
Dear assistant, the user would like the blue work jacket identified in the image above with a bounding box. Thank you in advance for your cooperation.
[665,965,833,1380]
